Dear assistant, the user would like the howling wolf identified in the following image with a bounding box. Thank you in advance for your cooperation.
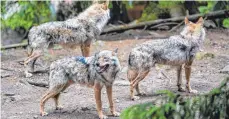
[24,1,110,77]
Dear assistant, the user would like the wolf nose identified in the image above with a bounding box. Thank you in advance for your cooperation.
[96,63,100,67]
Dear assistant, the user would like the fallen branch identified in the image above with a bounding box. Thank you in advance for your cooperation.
[149,22,178,30]
[1,67,15,72]
[1,42,28,50]
[27,80,49,88]
[19,79,49,88]
[102,10,229,34]
[169,21,184,32]
[1,74,11,78]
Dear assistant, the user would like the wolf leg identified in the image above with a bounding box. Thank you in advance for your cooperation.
[81,40,91,57]
[177,65,185,92]
[24,50,42,77]
[136,83,146,96]
[127,69,139,100]
[106,86,120,117]
[53,80,73,110]
[81,45,91,57]
[94,82,107,119]
[185,62,198,93]
[40,84,65,116]
[130,70,149,100]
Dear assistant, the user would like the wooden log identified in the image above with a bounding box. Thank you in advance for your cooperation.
[102,10,229,34]
[1,42,28,50]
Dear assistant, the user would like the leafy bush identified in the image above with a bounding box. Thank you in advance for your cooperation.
[121,77,229,119]
[1,1,54,30]
[198,1,216,14]
[138,2,159,22]
[223,18,229,28]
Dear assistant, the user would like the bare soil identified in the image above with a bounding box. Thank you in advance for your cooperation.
[1,29,229,119]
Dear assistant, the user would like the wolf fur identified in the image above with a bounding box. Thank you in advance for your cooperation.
[127,17,206,100]
[24,1,110,77]
[40,49,121,119]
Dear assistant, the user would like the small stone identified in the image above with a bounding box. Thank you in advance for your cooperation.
[115,99,120,103]
[33,115,38,119]
[220,65,229,74]
[81,107,90,111]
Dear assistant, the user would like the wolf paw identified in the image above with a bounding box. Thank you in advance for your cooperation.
[112,111,120,117]
[56,105,63,110]
[189,89,198,94]
[40,112,48,116]
[99,115,108,119]
[131,96,140,101]
[178,87,186,92]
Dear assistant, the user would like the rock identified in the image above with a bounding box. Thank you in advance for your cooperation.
[3,93,15,96]
[204,20,216,28]
[220,65,229,74]
[81,107,90,111]
[115,99,120,103]
[33,115,38,119]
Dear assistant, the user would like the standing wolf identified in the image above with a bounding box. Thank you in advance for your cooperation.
[128,17,206,100]
[40,49,121,119]
[24,1,110,77]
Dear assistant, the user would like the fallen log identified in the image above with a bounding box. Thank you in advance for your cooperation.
[1,42,28,50]
[102,10,229,34]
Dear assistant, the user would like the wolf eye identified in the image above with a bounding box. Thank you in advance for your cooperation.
[96,19,100,23]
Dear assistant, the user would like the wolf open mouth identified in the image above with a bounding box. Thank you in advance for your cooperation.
[98,64,109,73]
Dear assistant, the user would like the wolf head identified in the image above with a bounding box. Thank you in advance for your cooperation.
[180,17,205,42]
[83,1,110,31]
[94,49,121,74]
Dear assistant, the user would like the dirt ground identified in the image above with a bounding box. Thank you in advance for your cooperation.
[1,29,229,119]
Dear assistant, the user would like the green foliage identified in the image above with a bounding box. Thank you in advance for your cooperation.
[121,77,229,119]
[138,2,165,22]
[1,1,54,30]
[158,1,184,9]
[122,1,133,9]
[223,18,229,28]
[198,1,216,14]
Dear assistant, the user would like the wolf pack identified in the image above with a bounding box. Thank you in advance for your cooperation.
[23,1,206,119]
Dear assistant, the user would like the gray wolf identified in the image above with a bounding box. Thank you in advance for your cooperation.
[24,1,110,77]
[127,17,206,100]
[40,49,121,119]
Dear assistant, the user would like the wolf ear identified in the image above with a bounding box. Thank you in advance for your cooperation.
[112,48,118,56]
[196,17,204,25]
[184,17,189,25]
[102,0,109,10]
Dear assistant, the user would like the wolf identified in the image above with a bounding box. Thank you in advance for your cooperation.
[40,49,121,119]
[24,1,110,77]
[127,17,206,100]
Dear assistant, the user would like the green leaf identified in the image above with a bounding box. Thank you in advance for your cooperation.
[223,18,229,28]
